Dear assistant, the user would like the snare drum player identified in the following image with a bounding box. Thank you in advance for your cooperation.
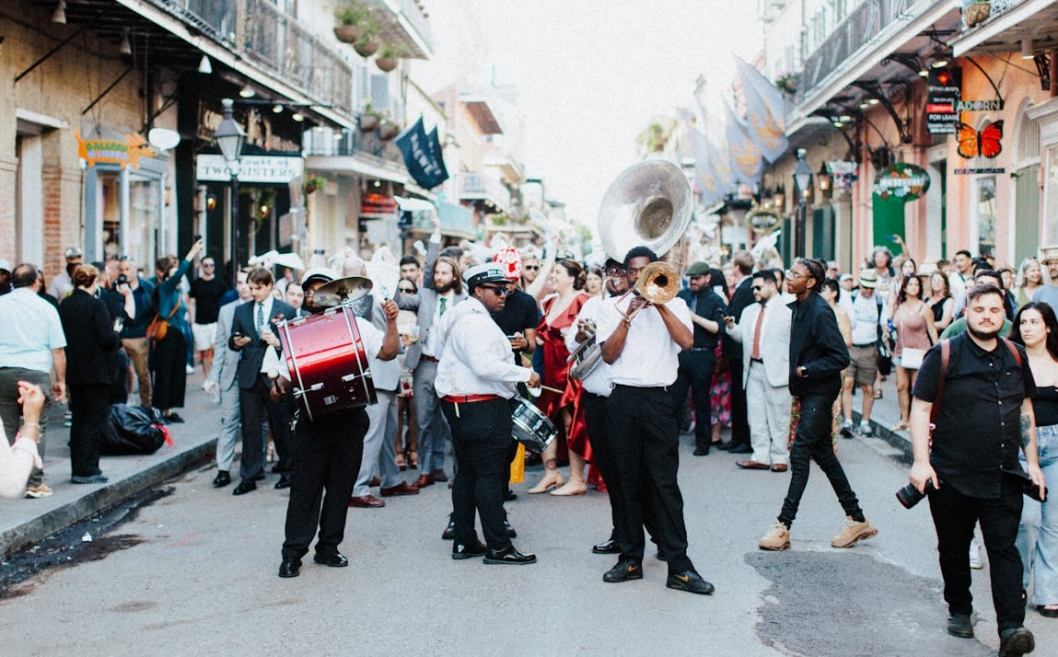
[273,268,400,578]
[594,247,714,594]
[436,263,541,564]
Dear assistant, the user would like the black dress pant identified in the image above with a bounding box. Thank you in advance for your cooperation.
[608,385,693,573]
[282,408,368,561]
[69,383,110,477]
[584,391,660,544]
[928,474,1026,632]
[728,359,750,447]
[669,349,716,451]
[442,398,511,551]
[239,375,292,481]
[778,391,864,528]
[151,330,187,410]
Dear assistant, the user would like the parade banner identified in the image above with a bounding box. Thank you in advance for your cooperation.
[396,117,449,189]
[735,58,789,163]
[724,101,764,187]
[689,129,728,208]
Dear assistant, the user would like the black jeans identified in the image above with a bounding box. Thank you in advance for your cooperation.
[608,385,693,573]
[728,359,750,447]
[928,474,1026,633]
[69,383,110,477]
[238,376,292,481]
[442,398,512,551]
[778,392,864,528]
[282,408,367,561]
[669,349,716,451]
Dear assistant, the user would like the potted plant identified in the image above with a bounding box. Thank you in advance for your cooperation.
[303,174,326,195]
[963,0,991,28]
[375,43,405,73]
[775,71,801,95]
[378,119,401,141]
[359,104,383,132]
[353,16,380,57]
[333,1,369,43]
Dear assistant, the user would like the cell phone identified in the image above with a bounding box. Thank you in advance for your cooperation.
[193,234,203,243]
[233,332,244,339]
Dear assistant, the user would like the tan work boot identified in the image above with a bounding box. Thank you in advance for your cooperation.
[759,520,791,551]
[831,516,878,548]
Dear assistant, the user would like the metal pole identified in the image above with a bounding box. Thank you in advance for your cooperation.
[230,174,240,285]
[796,196,807,259]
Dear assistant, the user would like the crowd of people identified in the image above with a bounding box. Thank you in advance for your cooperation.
[2,232,1058,655]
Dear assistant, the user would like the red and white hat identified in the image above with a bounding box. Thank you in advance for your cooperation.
[493,247,523,281]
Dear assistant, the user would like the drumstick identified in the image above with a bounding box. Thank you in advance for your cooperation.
[538,385,564,395]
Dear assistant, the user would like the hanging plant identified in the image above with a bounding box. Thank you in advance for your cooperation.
[378,120,401,141]
[333,1,370,43]
[376,42,405,73]
[303,174,326,195]
[353,16,380,57]
[359,103,383,132]
[775,72,801,95]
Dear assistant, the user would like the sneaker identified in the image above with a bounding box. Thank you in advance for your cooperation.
[186,365,195,375]
[858,422,874,437]
[831,516,878,548]
[666,569,715,595]
[603,558,643,583]
[969,537,984,570]
[25,484,54,499]
[759,520,791,551]
[840,420,854,438]
[71,474,109,484]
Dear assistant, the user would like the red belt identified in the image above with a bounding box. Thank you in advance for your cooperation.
[442,394,500,404]
[420,355,439,362]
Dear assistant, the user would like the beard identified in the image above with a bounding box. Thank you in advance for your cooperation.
[434,279,454,294]
[966,323,1002,341]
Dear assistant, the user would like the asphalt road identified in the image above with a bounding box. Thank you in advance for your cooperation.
[1,430,1054,656]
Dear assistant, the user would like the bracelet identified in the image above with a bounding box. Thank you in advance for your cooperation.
[22,423,40,430]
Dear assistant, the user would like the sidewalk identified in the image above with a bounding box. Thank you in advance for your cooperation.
[849,372,913,459]
[0,371,221,559]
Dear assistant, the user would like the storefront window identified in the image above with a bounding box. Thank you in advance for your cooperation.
[129,176,160,264]
[1048,148,1058,246]
[976,175,997,258]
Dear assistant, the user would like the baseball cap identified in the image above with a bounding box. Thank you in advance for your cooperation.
[464,263,509,289]
[494,248,523,280]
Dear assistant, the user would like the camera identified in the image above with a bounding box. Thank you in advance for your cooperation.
[896,478,938,509]
[116,273,128,286]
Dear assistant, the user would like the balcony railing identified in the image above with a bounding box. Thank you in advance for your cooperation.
[147,0,353,115]
[461,172,512,211]
[801,0,943,98]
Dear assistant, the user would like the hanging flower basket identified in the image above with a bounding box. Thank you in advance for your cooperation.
[354,39,380,58]
[963,1,991,28]
[333,25,363,43]
[378,121,400,141]
[376,57,399,73]
[359,114,380,132]
[303,175,325,195]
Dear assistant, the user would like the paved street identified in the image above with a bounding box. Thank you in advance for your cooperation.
[2,384,1056,656]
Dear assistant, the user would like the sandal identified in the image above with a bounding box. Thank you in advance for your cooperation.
[1039,605,1058,618]
[874,389,883,400]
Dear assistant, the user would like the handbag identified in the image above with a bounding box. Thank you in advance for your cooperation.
[901,347,926,370]
[146,304,179,342]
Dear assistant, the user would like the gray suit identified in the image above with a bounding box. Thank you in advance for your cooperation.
[395,238,466,475]
[209,301,246,472]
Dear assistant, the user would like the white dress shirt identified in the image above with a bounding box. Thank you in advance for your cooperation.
[564,295,613,397]
[421,289,454,358]
[594,294,691,388]
[435,296,532,399]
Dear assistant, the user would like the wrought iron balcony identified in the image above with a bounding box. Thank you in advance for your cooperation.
[461,172,512,211]
[367,0,435,59]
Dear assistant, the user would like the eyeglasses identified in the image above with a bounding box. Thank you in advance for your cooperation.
[523,265,540,271]
[480,286,512,296]
[786,269,805,281]
[605,268,626,277]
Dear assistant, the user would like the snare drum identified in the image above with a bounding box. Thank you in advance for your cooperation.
[277,304,377,421]
[511,397,557,453]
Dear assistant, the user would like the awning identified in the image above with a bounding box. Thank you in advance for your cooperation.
[305,155,409,185]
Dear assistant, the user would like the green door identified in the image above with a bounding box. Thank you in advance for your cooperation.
[1015,165,1040,263]
[872,195,905,254]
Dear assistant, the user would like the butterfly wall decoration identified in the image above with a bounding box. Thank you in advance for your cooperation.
[955,120,1004,159]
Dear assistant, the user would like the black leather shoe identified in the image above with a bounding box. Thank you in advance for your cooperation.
[442,514,455,540]
[692,448,710,456]
[313,552,348,568]
[452,541,488,560]
[484,546,536,565]
[603,558,643,583]
[716,441,734,451]
[947,614,974,638]
[505,488,518,501]
[278,559,301,578]
[666,569,715,595]
[252,472,265,481]
[728,444,754,454]
[504,518,517,538]
[998,626,1034,657]
[212,471,231,488]
[274,473,293,489]
[592,538,620,554]
[656,548,669,561]
[232,480,257,495]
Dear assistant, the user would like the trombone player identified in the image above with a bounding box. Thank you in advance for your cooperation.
[594,246,715,595]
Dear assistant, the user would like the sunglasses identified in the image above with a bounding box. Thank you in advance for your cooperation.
[398,287,415,293]
[751,285,763,291]
[202,263,215,268]
[480,286,512,296]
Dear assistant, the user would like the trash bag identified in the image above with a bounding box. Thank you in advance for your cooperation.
[101,404,168,455]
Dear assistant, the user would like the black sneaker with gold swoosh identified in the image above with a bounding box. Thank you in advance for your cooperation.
[602,558,643,583]
[666,569,715,595]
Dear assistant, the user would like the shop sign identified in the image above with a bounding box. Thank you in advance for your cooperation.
[196,154,304,183]
[873,163,931,201]
[826,161,859,192]
[953,167,1006,175]
[76,132,157,169]
[956,99,1005,112]
[927,67,962,135]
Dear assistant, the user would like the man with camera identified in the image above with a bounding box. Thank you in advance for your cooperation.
[909,283,1046,656]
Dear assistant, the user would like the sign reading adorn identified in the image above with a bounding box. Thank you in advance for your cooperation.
[826,160,859,192]
[196,154,305,183]
[76,132,157,169]
[955,99,1005,112]
[927,67,962,136]
[873,163,931,201]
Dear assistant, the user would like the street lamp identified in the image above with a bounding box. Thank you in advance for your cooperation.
[213,98,245,285]
[792,148,813,259]
[817,162,832,200]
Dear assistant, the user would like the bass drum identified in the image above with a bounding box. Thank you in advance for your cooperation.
[511,397,558,453]
[276,304,377,421]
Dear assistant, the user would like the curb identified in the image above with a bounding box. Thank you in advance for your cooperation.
[853,410,913,464]
[0,439,216,560]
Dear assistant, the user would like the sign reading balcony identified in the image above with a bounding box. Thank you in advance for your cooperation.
[927,67,963,135]
[196,154,305,183]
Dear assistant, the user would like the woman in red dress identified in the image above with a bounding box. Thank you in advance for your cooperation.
[528,259,592,495]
